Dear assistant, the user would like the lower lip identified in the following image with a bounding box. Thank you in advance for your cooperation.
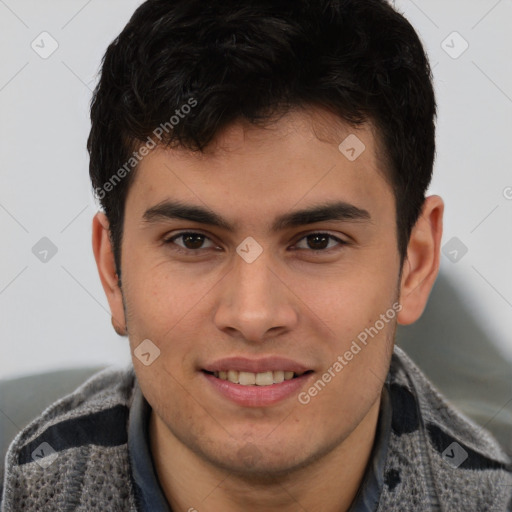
[202,371,313,407]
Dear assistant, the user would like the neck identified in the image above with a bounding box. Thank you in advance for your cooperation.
[149,395,381,512]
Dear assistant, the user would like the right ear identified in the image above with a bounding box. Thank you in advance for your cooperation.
[92,211,127,336]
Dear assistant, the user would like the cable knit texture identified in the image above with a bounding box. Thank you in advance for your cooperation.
[1,347,511,511]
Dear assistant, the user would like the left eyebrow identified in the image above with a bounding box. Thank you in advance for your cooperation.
[142,199,372,232]
[272,201,372,231]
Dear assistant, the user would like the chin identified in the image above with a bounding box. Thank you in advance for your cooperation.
[197,438,319,480]
[216,454,307,481]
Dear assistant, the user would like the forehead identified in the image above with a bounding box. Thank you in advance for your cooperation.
[125,107,394,228]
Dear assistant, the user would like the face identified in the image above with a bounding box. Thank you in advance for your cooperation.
[110,108,403,475]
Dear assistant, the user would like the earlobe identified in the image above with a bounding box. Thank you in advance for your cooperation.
[397,195,444,326]
[92,211,127,336]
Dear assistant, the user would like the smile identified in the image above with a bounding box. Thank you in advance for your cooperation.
[201,369,314,407]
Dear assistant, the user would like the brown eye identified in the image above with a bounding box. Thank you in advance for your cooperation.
[294,233,347,251]
[164,232,216,251]
[181,233,206,249]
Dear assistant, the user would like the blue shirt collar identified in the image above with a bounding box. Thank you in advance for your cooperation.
[128,380,172,512]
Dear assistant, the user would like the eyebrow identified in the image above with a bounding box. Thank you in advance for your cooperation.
[142,199,372,232]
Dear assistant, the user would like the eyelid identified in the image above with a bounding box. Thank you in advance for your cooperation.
[163,231,218,250]
[292,232,348,251]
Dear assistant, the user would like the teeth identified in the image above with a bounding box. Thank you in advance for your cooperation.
[213,370,298,386]
[255,371,273,386]
[239,371,256,385]
[273,370,284,383]
[227,370,239,384]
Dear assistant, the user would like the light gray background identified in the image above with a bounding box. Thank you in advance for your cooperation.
[1,0,511,379]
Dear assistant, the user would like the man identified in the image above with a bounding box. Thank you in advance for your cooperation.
[2,0,511,510]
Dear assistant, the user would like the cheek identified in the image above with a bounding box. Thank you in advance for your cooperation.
[302,319,394,424]
[300,265,398,332]
[299,267,398,394]
[122,258,217,330]
[120,271,190,370]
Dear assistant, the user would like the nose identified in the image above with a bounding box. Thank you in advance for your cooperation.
[213,248,299,343]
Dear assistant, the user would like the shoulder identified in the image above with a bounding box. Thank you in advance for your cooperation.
[391,346,510,463]
[8,364,136,459]
[379,346,512,511]
[1,365,139,511]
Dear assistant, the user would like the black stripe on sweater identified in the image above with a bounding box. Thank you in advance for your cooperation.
[389,383,419,435]
[17,404,129,466]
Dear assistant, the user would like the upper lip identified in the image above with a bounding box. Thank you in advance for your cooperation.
[202,356,312,374]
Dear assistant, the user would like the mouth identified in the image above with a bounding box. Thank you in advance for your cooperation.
[202,369,314,386]
[201,362,315,407]
[201,356,315,406]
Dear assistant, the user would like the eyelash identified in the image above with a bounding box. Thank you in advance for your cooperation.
[163,231,348,255]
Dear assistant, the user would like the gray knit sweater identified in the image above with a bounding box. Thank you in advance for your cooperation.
[1,346,511,511]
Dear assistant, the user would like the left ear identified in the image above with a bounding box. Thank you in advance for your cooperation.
[397,195,444,325]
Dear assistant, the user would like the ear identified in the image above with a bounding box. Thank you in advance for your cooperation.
[92,211,127,336]
[397,195,444,325]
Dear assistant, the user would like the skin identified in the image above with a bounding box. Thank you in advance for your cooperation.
[92,107,443,512]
